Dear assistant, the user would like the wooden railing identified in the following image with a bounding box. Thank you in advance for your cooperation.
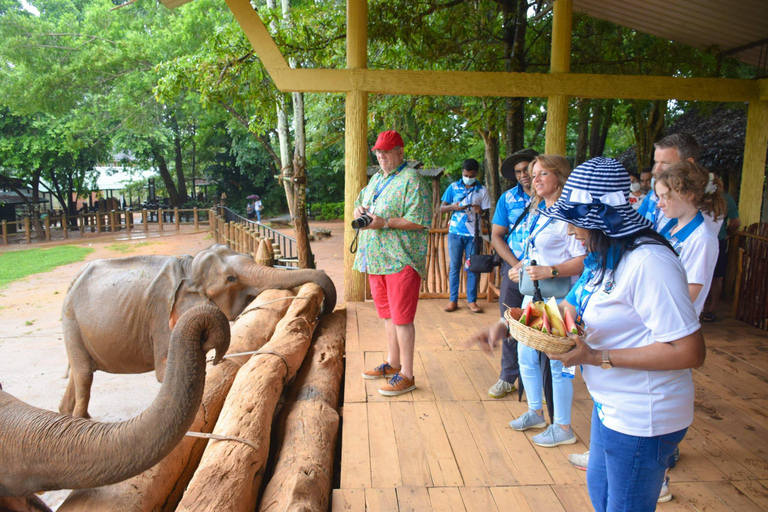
[209,208,299,268]
[1,208,210,245]
[730,223,768,331]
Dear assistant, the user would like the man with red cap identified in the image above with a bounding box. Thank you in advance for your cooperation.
[355,130,432,396]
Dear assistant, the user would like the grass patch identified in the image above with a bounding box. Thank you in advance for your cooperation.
[106,241,160,253]
[0,246,94,288]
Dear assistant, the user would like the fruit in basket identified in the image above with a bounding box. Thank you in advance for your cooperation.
[519,302,534,326]
[564,308,578,334]
[540,307,551,334]
[544,297,566,337]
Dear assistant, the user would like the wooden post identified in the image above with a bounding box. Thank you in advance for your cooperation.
[126,211,132,233]
[1,220,7,244]
[158,209,164,231]
[63,214,68,240]
[739,100,768,226]
[194,207,199,229]
[226,221,232,248]
[24,218,30,244]
[142,210,148,232]
[79,215,84,235]
[544,0,572,156]
[96,213,102,234]
[44,217,51,241]
[109,211,116,233]
[344,0,369,302]
[175,207,180,230]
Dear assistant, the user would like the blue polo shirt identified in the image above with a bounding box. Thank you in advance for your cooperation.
[637,190,672,233]
[442,181,491,237]
[492,184,531,259]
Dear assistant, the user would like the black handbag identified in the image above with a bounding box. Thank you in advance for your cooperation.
[467,214,501,273]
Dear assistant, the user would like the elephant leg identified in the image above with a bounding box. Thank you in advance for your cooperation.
[0,495,53,512]
[72,369,93,419]
[58,375,76,415]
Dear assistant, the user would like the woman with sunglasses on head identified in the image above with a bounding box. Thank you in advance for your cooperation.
[471,157,705,511]
[507,155,586,447]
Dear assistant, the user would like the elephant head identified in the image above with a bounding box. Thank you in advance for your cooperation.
[177,244,337,323]
[1,304,229,498]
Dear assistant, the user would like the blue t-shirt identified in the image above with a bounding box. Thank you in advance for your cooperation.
[441,181,492,237]
[492,184,531,259]
[719,192,739,241]
[637,190,672,233]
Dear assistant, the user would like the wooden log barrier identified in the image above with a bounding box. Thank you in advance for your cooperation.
[58,290,295,512]
[176,283,324,512]
[258,310,346,512]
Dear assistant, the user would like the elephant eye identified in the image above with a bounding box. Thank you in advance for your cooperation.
[226,275,236,283]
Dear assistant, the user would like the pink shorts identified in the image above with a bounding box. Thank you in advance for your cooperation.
[369,266,422,325]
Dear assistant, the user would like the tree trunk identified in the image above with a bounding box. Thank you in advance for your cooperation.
[292,92,313,269]
[151,146,180,206]
[596,100,613,158]
[480,130,501,205]
[502,0,528,157]
[176,284,324,512]
[57,291,294,512]
[588,101,603,158]
[258,311,346,512]
[172,116,188,204]
[575,99,590,166]
[632,100,666,170]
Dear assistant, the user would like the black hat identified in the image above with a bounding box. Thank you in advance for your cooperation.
[500,149,539,181]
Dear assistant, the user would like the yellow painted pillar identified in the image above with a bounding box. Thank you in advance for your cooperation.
[344,0,368,302]
[739,100,768,227]
[545,0,572,156]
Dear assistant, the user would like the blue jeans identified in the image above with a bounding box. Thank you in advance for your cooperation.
[256,209,261,222]
[448,233,478,303]
[587,404,687,512]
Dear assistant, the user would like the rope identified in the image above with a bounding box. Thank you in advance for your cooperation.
[184,431,259,453]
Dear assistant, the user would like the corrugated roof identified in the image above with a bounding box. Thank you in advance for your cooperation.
[573,0,768,69]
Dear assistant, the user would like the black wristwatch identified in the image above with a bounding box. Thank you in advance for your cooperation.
[550,266,559,278]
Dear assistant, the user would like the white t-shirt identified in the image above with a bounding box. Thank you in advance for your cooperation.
[658,210,723,238]
[668,218,719,316]
[524,213,586,286]
[579,244,700,437]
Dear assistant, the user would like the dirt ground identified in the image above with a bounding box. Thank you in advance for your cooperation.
[0,220,344,509]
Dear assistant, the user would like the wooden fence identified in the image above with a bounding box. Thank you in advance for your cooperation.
[209,209,297,268]
[730,223,768,331]
[1,208,210,245]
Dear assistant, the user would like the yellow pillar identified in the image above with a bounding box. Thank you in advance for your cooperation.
[545,0,572,155]
[739,100,768,227]
[344,0,368,302]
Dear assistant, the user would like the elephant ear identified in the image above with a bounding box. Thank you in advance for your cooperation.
[169,279,208,331]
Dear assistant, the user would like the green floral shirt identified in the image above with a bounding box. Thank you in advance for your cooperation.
[353,166,432,277]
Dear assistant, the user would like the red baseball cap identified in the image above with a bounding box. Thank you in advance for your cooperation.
[372,130,404,151]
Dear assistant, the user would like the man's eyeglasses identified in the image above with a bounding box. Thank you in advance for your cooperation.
[373,148,399,156]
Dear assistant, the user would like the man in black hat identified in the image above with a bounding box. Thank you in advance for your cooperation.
[487,148,538,398]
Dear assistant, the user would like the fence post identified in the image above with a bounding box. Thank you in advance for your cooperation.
[45,217,51,241]
[174,207,180,230]
[158,209,164,231]
[194,208,199,229]
[226,221,232,248]
[63,214,69,240]
[1,220,7,244]
[96,213,102,233]
[142,210,148,232]
[126,211,132,233]
[79,215,84,235]
[24,217,31,244]
[109,211,115,233]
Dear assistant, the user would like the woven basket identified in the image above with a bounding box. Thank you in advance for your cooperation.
[504,307,576,355]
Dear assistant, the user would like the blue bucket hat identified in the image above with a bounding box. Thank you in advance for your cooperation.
[543,157,651,238]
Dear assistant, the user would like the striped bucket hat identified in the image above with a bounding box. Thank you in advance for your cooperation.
[543,157,652,238]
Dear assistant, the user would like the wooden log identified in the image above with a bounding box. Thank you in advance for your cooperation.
[255,239,274,267]
[58,290,295,512]
[177,283,324,512]
[258,310,346,512]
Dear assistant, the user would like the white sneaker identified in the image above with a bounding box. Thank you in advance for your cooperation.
[658,476,672,502]
[568,451,589,471]
[488,379,516,398]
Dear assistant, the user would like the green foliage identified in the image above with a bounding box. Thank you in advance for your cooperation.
[0,245,94,287]
[310,201,344,220]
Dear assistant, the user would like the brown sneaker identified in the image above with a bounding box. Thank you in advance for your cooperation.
[378,373,416,396]
[444,301,458,312]
[362,361,402,380]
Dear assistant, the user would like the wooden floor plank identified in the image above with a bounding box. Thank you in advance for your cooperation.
[396,486,432,512]
[675,430,738,482]
[437,401,494,486]
[420,350,457,401]
[341,402,371,488]
[411,351,436,402]
[551,484,594,512]
[331,488,366,512]
[428,487,467,511]
[520,485,567,511]
[718,346,768,374]
[368,402,402,488]
[692,395,768,465]
[391,402,433,487]
[460,350,510,401]
[344,351,367,403]
[357,306,384,352]
[730,480,768,509]
[413,401,464,487]
[459,487,499,512]
[674,482,732,511]
[706,346,768,392]
[704,481,767,512]
[365,488,399,512]
[694,356,766,400]
[346,302,360,352]
[460,401,519,486]
[435,351,482,401]
[489,486,533,512]
[686,414,768,479]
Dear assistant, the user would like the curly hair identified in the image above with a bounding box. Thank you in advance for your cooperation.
[527,154,571,212]
[655,161,726,221]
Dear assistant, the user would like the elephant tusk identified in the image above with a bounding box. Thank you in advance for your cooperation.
[185,431,260,453]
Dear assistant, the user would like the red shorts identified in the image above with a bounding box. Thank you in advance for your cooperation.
[369,266,422,325]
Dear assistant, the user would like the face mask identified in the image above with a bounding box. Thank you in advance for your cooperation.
[462,176,476,186]
[650,177,656,191]
[630,182,641,193]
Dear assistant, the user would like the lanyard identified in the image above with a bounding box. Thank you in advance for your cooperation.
[575,250,617,326]
[660,211,704,253]
[372,162,406,205]
[523,207,552,260]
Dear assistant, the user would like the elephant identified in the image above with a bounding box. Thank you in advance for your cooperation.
[0,304,230,505]
[58,244,336,419]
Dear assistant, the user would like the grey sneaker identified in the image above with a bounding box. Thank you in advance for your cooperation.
[532,424,577,447]
[568,451,589,471]
[509,410,547,431]
[658,476,672,502]
[488,379,516,398]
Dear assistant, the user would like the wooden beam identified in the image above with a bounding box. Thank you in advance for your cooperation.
[739,100,768,227]
[545,0,573,155]
[268,68,758,102]
[344,0,369,303]
[224,0,289,73]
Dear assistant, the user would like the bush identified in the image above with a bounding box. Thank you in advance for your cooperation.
[310,202,344,220]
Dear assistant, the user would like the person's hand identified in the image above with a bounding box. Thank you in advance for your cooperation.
[548,332,599,367]
[365,213,386,230]
[525,265,551,282]
[453,203,463,211]
[509,261,524,283]
[466,321,508,356]
[471,204,482,214]
[354,206,368,218]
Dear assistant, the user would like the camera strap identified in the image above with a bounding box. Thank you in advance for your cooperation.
[349,228,361,254]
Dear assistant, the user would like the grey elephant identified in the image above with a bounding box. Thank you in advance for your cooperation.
[59,244,336,419]
[0,304,230,509]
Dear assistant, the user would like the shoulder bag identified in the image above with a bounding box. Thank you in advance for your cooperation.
[518,214,573,298]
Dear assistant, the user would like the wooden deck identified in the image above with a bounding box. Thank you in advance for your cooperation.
[333,299,768,511]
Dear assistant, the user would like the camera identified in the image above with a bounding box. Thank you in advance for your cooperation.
[351,214,372,230]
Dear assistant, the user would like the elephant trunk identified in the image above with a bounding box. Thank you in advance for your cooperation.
[0,305,229,497]
[244,265,337,313]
